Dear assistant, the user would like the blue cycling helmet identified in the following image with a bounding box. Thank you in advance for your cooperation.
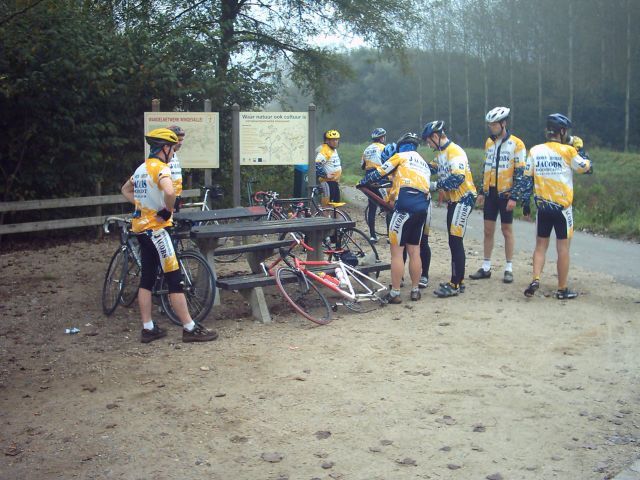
[371,127,386,140]
[421,120,445,139]
[396,132,420,147]
[546,113,572,132]
[380,142,397,162]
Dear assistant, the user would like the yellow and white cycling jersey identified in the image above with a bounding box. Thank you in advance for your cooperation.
[168,153,183,196]
[525,142,591,210]
[315,143,342,182]
[361,142,385,170]
[130,158,173,233]
[377,150,431,195]
[481,134,526,196]
[430,142,477,203]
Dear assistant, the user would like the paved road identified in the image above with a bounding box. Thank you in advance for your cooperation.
[343,186,640,289]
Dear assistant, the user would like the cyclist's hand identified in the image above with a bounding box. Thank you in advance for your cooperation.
[506,198,516,212]
[156,208,172,221]
[522,202,531,221]
[475,194,485,207]
[570,135,584,150]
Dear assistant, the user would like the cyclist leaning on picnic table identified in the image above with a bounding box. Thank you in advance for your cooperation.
[120,128,218,344]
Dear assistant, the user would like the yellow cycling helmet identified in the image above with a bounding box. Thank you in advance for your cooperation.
[324,129,340,140]
[145,128,179,147]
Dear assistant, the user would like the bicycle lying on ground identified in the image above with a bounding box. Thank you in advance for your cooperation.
[262,233,387,325]
[101,216,216,325]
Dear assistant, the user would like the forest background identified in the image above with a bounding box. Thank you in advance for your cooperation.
[1,0,639,240]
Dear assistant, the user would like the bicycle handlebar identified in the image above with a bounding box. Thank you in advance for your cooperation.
[103,216,131,234]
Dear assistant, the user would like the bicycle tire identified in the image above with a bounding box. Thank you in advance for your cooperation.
[120,250,140,307]
[102,248,126,315]
[314,207,351,222]
[325,227,380,278]
[275,267,332,325]
[160,251,216,325]
[214,218,244,263]
[363,205,389,237]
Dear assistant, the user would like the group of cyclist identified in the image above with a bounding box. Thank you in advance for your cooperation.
[315,108,593,304]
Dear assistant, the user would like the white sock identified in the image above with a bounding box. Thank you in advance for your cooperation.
[390,289,400,297]
[184,320,196,332]
[505,261,513,273]
[482,259,491,271]
[143,320,154,331]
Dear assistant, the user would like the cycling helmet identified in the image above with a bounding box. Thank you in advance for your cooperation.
[371,127,386,140]
[421,120,445,139]
[324,129,341,140]
[396,132,420,147]
[546,113,572,132]
[145,128,179,147]
[485,107,510,123]
[167,125,186,137]
[380,142,397,162]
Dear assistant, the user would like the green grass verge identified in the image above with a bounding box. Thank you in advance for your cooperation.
[338,143,640,240]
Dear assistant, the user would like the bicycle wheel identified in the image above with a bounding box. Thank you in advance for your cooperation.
[275,267,332,325]
[325,227,380,278]
[120,250,140,307]
[214,219,244,263]
[363,205,389,237]
[102,248,126,315]
[160,251,216,325]
[314,207,351,222]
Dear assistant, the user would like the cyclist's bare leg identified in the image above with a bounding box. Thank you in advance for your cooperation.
[138,288,153,324]
[405,243,421,289]
[556,238,570,289]
[390,243,405,290]
[483,220,496,261]
[532,236,550,280]
[501,222,514,264]
[168,293,193,326]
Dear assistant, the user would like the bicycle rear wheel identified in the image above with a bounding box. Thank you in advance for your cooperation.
[160,251,216,325]
[324,227,380,277]
[363,205,389,237]
[214,218,244,263]
[102,248,126,315]
[314,207,351,222]
[120,251,140,307]
[275,267,332,325]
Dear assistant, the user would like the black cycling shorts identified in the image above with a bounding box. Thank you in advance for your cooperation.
[536,207,574,240]
[137,230,183,293]
[389,210,427,246]
[483,188,513,224]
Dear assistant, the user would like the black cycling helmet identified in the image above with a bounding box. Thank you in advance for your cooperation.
[421,120,446,139]
[546,113,572,132]
[396,132,420,147]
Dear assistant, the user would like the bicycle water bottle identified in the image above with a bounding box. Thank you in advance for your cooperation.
[335,268,348,289]
[319,271,340,286]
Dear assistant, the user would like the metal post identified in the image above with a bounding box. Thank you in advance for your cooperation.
[232,103,241,207]
[308,103,316,192]
[152,99,160,112]
[204,99,212,187]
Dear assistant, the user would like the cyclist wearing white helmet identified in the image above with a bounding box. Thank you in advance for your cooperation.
[315,129,342,204]
[359,132,431,303]
[361,127,387,242]
[422,120,477,298]
[120,128,218,344]
[469,107,527,284]
[515,113,592,300]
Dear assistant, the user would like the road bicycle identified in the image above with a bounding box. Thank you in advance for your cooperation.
[262,233,387,325]
[101,217,216,325]
[361,179,393,238]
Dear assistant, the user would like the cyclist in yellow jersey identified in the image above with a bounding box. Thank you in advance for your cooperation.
[121,128,217,343]
[167,125,185,211]
[422,120,477,298]
[315,129,342,204]
[360,133,431,303]
[470,107,527,284]
[361,127,387,242]
[514,113,592,300]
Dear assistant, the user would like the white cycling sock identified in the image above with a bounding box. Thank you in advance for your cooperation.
[390,289,400,297]
[143,320,154,331]
[184,321,196,332]
[505,261,513,273]
[482,259,491,271]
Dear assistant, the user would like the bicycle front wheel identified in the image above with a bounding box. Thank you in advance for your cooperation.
[275,267,332,325]
[160,251,216,325]
[102,248,126,315]
[120,250,140,307]
[314,207,351,222]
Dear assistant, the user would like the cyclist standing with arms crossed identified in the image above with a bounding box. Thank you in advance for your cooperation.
[120,128,218,343]
[469,107,527,284]
[515,113,593,300]
[167,125,185,211]
[361,127,387,243]
[422,120,477,298]
[315,129,342,204]
[359,133,431,303]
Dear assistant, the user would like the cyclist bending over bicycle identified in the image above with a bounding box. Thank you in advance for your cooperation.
[120,128,217,344]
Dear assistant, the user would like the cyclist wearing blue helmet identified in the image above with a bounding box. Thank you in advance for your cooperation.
[361,127,387,242]
[422,120,477,298]
[359,132,431,303]
[514,113,592,300]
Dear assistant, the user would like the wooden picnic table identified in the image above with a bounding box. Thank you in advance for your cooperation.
[173,206,266,224]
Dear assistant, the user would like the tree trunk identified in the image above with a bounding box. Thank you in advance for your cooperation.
[213,0,240,109]
[567,1,574,118]
[624,0,631,151]
[538,51,543,127]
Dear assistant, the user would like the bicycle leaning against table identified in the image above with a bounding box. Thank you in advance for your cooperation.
[262,233,388,325]
[101,216,216,325]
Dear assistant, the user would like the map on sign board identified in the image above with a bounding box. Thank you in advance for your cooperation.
[239,112,308,166]
[144,112,219,168]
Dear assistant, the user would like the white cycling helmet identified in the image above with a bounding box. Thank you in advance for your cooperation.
[485,107,510,123]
